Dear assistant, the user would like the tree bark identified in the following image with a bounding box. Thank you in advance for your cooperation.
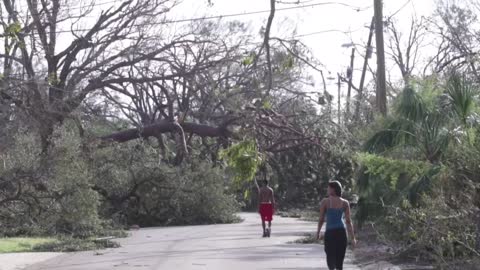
[263,0,276,95]
[337,74,341,125]
[346,48,355,121]
[100,120,231,143]
[354,17,375,122]
[374,0,387,116]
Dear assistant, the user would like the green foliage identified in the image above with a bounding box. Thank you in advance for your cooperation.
[380,194,479,262]
[356,75,480,264]
[241,53,255,66]
[445,74,476,125]
[357,153,431,189]
[47,73,59,86]
[282,55,294,70]
[4,22,25,50]
[364,117,416,153]
[220,140,263,184]
[0,236,121,253]
[5,22,21,36]
[0,127,102,238]
[262,100,272,109]
[355,153,442,225]
[395,86,429,122]
[256,98,357,209]
[93,140,240,227]
[0,123,240,238]
[365,82,453,162]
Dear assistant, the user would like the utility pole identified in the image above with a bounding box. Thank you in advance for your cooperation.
[354,17,375,122]
[337,73,341,125]
[374,0,387,116]
[346,48,355,121]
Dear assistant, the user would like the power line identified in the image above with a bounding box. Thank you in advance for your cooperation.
[2,0,121,17]
[10,1,371,34]
[62,0,122,11]
[292,26,364,38]
[386,0,412,21]
[164,1,371,24]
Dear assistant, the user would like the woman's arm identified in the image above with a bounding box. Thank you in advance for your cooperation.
[344,200,357,247]
[255,179,260,212]
[271,189,276,212]
[317,199,326,240]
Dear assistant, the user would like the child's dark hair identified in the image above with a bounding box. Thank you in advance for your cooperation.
[263,179,269,186]
[328,181,342,197]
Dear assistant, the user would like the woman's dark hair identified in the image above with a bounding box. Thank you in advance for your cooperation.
[328,181,342,197]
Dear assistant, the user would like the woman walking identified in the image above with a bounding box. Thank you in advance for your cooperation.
[316,181,357,270]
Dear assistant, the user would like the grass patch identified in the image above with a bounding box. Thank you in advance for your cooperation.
[0,230,127,253]
[290,232,321,244]
[33,238,120,252]
[0,238,56,253]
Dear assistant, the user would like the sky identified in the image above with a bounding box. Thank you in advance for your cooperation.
[169,0,437,97]
[3,0,438,102]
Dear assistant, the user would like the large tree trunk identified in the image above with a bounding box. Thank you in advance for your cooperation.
[100,120,231,143]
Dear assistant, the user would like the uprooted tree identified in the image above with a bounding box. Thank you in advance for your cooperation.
[0,0,346,235]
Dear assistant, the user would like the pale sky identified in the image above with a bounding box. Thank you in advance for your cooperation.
[3,0,438,103]
[170,0,437,97]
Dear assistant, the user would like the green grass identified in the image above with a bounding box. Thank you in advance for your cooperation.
[0,231,127,253]
[0,237,56,253]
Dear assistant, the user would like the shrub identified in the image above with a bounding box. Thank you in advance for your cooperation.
[92,140,240,227]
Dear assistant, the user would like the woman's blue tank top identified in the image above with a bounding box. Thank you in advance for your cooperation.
[326,198,345,231]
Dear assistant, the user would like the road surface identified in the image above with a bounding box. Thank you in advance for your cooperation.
[25,213,359,270]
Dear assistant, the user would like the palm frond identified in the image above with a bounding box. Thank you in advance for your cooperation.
[396,86,429,122]
[418,112,450,162]
[364,118,416,153]
[445,74,475,125]
[407,165,442,205]
[357,166,370,194]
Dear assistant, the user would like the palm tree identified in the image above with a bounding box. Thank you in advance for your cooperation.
[356,74,477,224]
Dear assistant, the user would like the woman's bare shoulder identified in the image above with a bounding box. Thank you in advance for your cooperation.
[319,198,328,207]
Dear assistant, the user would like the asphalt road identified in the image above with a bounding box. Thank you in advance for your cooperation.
[25,213,359,270]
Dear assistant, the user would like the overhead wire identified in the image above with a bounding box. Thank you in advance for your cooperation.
[386,0,412,21]
[3,1,372,34]
[1,0,370,81]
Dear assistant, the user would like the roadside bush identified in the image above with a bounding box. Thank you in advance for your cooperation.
[355,77,480,267]
[0,127,102,237]
[0,123,240,238]
[92,140,240,227]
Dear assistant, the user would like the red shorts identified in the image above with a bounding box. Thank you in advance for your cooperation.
[259,203,273,222]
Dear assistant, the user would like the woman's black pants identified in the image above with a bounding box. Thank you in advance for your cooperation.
[324,228,347,270]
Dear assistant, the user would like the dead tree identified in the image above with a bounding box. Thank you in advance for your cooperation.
[386,17,426,86]
[0,0,202,151]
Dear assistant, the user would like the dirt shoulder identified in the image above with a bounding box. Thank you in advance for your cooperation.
[353,227,436,270]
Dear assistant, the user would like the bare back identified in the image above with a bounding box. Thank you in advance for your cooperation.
[259,186,274,203]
